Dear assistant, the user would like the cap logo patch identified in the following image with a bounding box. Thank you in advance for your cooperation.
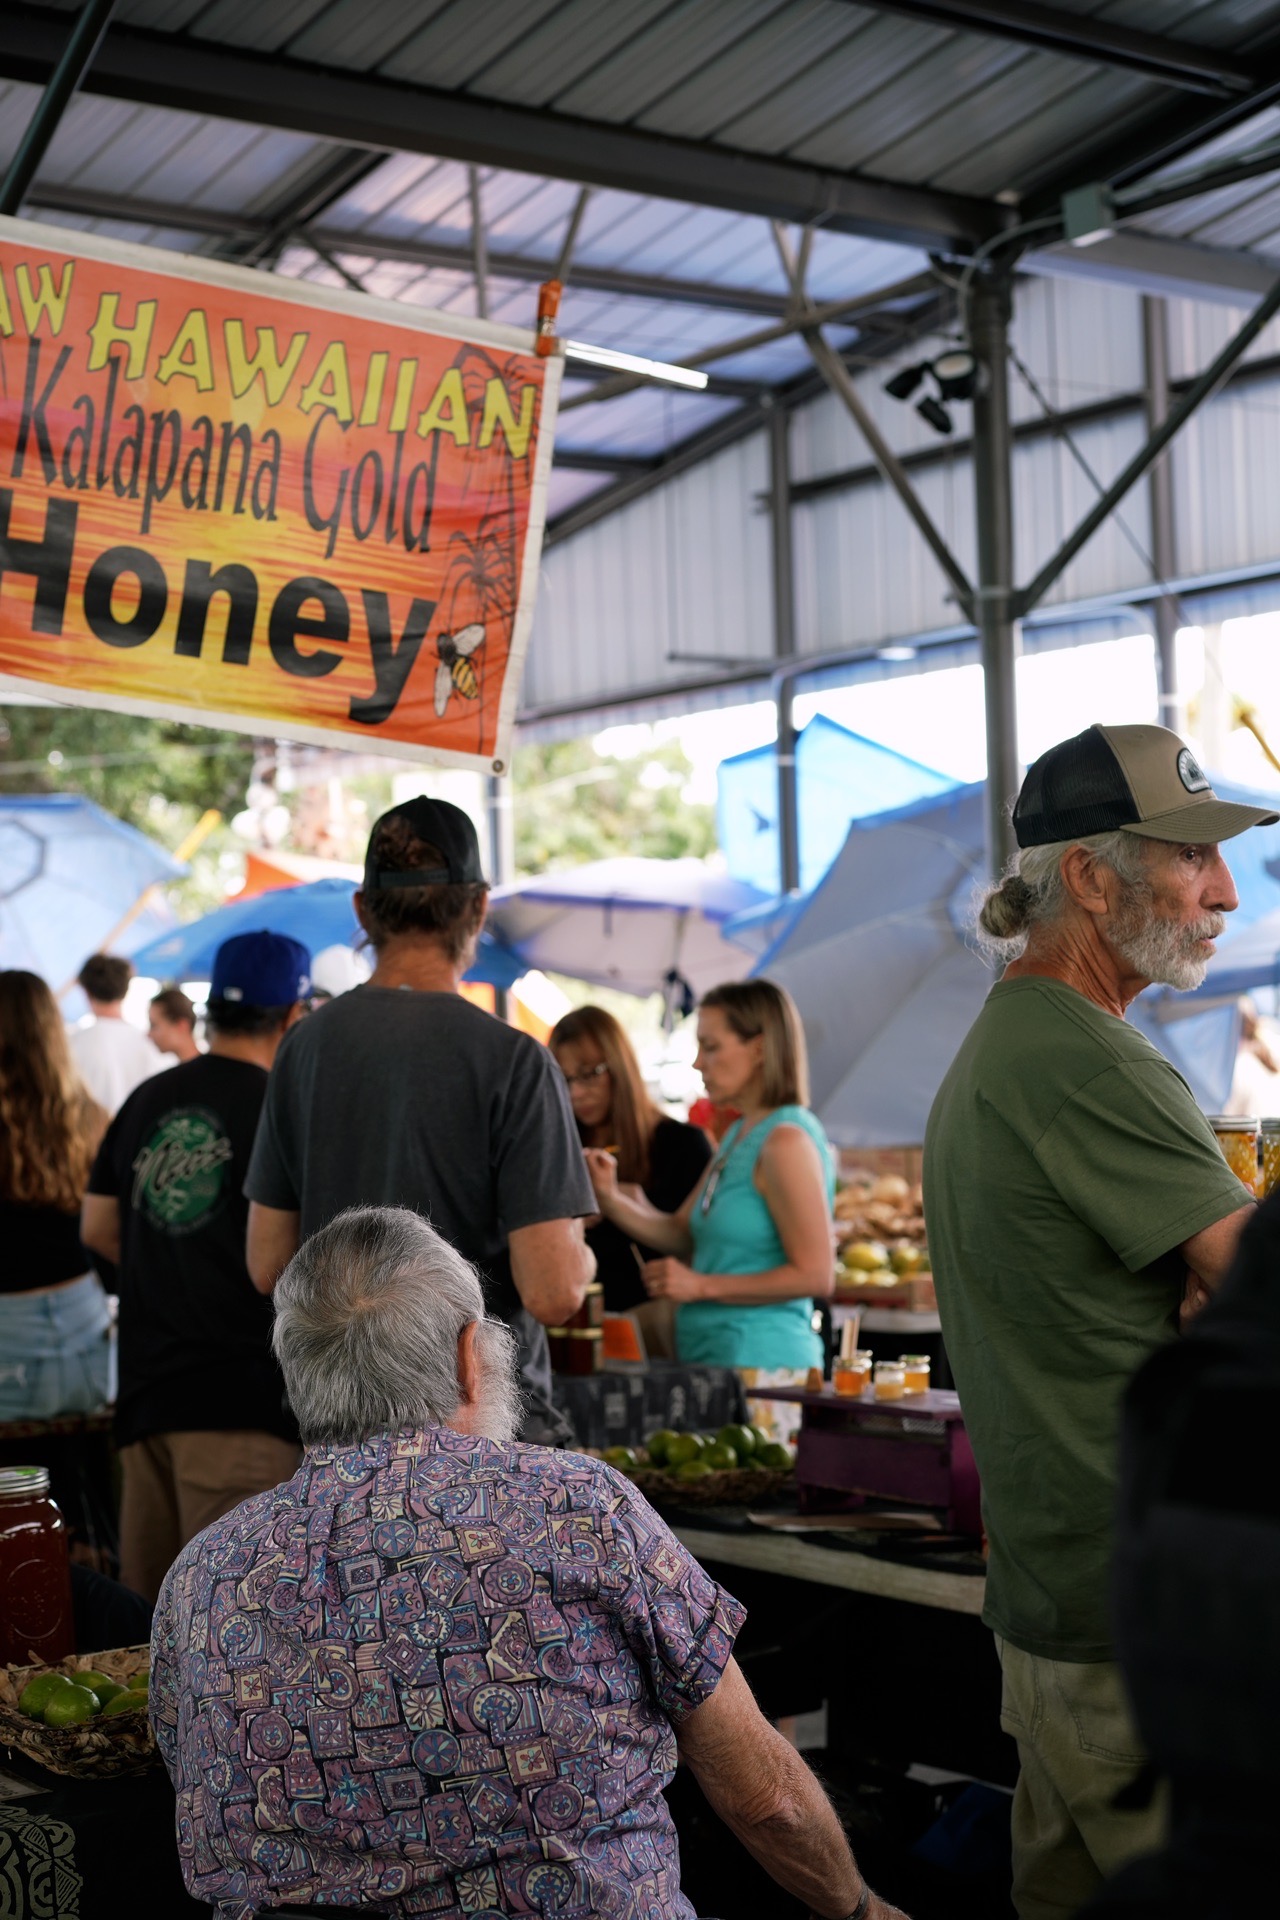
[1177,747,1210,795]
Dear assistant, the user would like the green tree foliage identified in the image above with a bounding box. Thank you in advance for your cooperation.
[512,736,715,875]
[0,705,256,914]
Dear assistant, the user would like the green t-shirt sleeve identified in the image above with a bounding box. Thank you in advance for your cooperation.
[1034,1058,1252,1271]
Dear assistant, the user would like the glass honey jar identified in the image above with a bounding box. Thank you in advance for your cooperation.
[1208,1115,1259,1193]
[873,1362,906,1402]
[833,1358,871,1396]
[1261,1119,1280,1198]
[0,1466,74,1666]
[899,1354,931,1394]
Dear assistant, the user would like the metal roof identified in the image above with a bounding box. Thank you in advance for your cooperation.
[5,1,1280,610]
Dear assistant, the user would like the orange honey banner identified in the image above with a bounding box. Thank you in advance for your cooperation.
[0,216,562,771]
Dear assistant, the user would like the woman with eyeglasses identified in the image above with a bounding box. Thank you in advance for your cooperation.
[585,980,835,1370]
[549,1006,712,1320]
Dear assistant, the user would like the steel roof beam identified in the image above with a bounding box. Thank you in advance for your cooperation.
[0,2,1005,252]
[841,1,1252,96]
[23,180,795,318]
[1027,34,1280,215]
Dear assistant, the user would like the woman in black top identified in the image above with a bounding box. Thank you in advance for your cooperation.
[1,970,112,1419]
[550,1006,712,1316]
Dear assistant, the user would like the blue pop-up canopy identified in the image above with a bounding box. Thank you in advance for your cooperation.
[0,794,185,991]
[717,714,955,895]
[131,876,525,990]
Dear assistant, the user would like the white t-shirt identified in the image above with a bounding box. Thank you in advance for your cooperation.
[70,1017,166,1115]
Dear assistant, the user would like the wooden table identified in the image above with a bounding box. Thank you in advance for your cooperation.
[673,1523,985,1616]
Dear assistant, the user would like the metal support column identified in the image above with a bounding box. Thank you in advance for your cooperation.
[0,0,117,217]
[768,401,803,894]
[969,269,1021,877]
[486,772,515,1020]
[1142,295,1181,733]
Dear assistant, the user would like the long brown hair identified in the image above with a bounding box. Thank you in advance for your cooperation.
[0,971,106,1210]
[700,978,810,1108]
[550,1005,663,1186]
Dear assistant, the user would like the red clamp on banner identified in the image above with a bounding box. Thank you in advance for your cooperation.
[535,279,563,357]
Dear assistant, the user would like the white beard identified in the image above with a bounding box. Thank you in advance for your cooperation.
[1109,896,1226,992]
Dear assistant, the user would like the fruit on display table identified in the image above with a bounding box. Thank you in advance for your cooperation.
[834,1170,929,1286]
[18,1663,150,1727]
[598,1423,795,1500]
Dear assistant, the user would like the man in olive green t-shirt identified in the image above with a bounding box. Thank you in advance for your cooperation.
[924,724,1267,1920]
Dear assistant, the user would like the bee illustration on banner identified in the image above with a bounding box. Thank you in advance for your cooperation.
[433,624,485,718]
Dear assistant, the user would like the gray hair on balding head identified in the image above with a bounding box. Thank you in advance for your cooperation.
[271,1206,519,1445]
[976,829,1154,960]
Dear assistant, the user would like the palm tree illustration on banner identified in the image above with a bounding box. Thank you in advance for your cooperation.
[433,344,537,750]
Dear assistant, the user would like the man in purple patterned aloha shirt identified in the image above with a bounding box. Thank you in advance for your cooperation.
[152,1207,906,1920]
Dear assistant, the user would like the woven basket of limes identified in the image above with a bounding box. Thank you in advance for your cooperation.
[0,1646,154,1778]
[604,1424,796,1507]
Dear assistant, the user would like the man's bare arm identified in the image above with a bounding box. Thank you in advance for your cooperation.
[81,1194,121,1265]
[675,1658,909,1920]
[508,1218,595,1327]
[246,1202,301,1296]
[1180,1201,1254,1322]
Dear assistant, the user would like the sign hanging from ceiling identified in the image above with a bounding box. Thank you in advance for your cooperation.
[0,216,561,771]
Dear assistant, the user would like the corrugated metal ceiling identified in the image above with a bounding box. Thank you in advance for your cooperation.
[5,0,1280,525]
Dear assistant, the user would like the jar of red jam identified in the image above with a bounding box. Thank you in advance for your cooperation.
[0,1466,75,1666]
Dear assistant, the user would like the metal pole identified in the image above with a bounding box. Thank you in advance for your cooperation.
[1142,295,1181,733]
[768,402,796,662]
[0,0,118,217]
[486,771,515,1021]
[970,268,1021,876]
[1018,266,1280,616]
[468,166,489,322]
[776,674,802,896]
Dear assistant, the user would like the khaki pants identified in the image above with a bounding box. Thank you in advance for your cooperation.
[119,1430,301,1602]
[997,1637,1166,1919]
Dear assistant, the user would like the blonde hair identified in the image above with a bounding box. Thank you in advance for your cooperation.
[700,978,809,1108]
[550,1004,663,1186]
[0,971,106,1210]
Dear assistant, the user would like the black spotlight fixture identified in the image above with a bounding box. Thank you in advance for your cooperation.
[915,393,953,435]
[883,362,926,401]
[931,347,981,401]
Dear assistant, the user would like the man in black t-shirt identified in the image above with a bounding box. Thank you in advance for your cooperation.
[244,796,596,1443]
[82,931,312,1601]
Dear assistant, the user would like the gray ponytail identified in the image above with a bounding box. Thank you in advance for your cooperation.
[976,831,1151,959]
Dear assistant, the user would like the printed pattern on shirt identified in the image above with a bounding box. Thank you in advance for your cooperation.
[151,1427,744,1920]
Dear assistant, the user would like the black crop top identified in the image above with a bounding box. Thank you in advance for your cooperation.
[1,1200,91,1293]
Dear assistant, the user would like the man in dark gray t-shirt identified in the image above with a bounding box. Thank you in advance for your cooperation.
[245,797,595,1440]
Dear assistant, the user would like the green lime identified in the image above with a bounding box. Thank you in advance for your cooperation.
[72,1670,114,1696]
[18,1673,72,1718]
[717,1423,757,1461]
[102,1691,147,1717]
[43,1685,99,1727]
[645,1428,678,1466]
[664,1433,703,1468]
[603,1446,639,1471]
[125,1675,149,1697]
[703,1442,738,1470]
[91,1679,126,1706]
[749,1426,771,1454]
[674,1460,711,1482]
[757,1442,794,1472]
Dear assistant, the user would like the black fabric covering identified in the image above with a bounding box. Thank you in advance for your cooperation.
[1013,725,1138,847]
[1091,1197,1280,1913]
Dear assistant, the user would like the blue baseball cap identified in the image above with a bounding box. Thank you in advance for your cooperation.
[210,932,312,1007]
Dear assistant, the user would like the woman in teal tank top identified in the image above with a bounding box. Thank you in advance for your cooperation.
[586,980,835,1370]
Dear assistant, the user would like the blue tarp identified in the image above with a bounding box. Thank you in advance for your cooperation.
[0,794,185,995]
[717,715,954,895]
[131,877,525,990]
